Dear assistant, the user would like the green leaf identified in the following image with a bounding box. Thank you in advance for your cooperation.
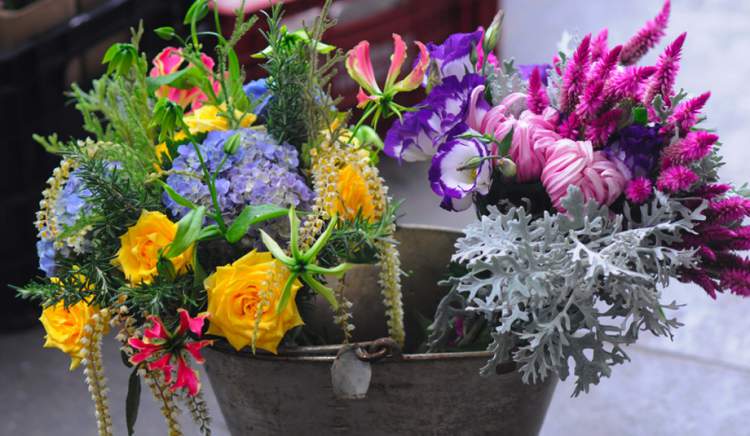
[198,224,221,241]
[497,127,514,156]
[302,214,338,263]
[166,206,205,258]
[126,368,141,436]
[192,248,207,287]
[154,26,176,40]
[184,0,209,25]
[157,180,198,210]
[633,106,648,125]
[301,272,339,309]
[259,230,294,265]
[288,207,301,259]
[146,67,195,93]
[275,273,298,315]
[306,263,352,276]
[120,350,133,368]
[225,205,288,244]
[228,47,241,83]
[156,256,177,281]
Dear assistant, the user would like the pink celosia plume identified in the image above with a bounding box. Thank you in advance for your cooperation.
[620,0,671,65]
[668,91,711,135]
[643,32,687,106]
[527,67,549,115]
[625,177,653,204]
[585,109,623,146]
[656,164,698,192]
[559,34,592,113]
[577,45,623,120]
[590,29,609,63]
[605,66,657,102]
[707,196,750,225]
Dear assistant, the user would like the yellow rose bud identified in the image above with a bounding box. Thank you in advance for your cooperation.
[328,164,378,222]
[115,210,193,285]
[39,299,96,371]
[205,250,303,353]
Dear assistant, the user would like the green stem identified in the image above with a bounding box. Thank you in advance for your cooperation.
[349,104,377,146]
[179,121,227,233]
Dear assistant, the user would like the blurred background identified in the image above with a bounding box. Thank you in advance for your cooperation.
[2,0,750,435]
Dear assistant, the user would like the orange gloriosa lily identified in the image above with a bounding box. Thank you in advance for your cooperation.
[346,34,430,127]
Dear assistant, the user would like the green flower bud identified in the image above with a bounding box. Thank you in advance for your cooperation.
[497,157,517,178]
[223,132,242,155]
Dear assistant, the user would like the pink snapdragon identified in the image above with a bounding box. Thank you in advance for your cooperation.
[620,0,671,65]
[643,32,687,106]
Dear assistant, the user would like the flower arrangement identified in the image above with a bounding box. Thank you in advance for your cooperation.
[379,0,750,395]
[18,1,407,434]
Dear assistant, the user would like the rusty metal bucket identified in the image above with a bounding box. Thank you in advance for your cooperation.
[204,225,557,435]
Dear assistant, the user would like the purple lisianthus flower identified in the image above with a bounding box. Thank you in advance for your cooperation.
[427,29,483,81]
[384,74,485,162]
[428,125,492,212]
[603,124,666,179]
[518,63,552,85]
[164,128,313,242]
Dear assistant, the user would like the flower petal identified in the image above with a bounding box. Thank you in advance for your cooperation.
[392,41,430,93]
[177,309,208,336]
[346,41,380,94]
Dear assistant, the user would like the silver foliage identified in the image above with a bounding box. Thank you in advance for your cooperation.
[486,59,526,106]
[429,187,706,395]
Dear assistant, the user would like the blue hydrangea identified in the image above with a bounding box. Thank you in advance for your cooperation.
[163,128,313,228]
[36,169,93,277]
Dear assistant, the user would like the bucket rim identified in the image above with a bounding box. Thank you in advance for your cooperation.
[209,340,493,363]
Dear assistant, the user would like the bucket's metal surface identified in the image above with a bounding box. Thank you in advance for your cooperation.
[204,225,557,435]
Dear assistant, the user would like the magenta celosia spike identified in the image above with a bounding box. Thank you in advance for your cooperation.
[708,196,750,225]
[720,269,750,296]
[557,113,581,140]
[695,183,732,199]
[680,269,718,299]
[656,165,698,192]
[620,0,671,65]
[585,108,622,146]
[668,92,711,134]
[714,252,750,270]
[643,32,687,106]
[679,130,719,162]
[577,45,623,119]
[591,29,609,63]
[527,67,549,115]
[625,177,653,204]
[559,34,592,113]
[605,66,657,102]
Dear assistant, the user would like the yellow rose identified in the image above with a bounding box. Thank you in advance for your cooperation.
[39,299,96,370]
[183,104,256,134]
[205,250,303,353]
[115,210,193,285]
[329,164,378,222]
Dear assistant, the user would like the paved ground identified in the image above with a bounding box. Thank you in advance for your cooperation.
[3,1,750,435]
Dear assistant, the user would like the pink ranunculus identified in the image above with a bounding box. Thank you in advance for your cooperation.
[540,139,627,210]
[150,47,220,111]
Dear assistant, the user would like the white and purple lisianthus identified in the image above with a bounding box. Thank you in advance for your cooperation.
[427,29,483,81]
[384,74,484,162]
[428,125,492,211]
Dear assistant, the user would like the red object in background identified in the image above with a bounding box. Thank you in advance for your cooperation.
[218,0,497,108]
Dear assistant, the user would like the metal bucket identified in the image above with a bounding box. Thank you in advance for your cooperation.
[204,225,557,435]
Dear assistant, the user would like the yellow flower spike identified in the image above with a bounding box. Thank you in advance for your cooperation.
[205,251,304,353]
[114,210,193,286]
[330,164,378,222]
